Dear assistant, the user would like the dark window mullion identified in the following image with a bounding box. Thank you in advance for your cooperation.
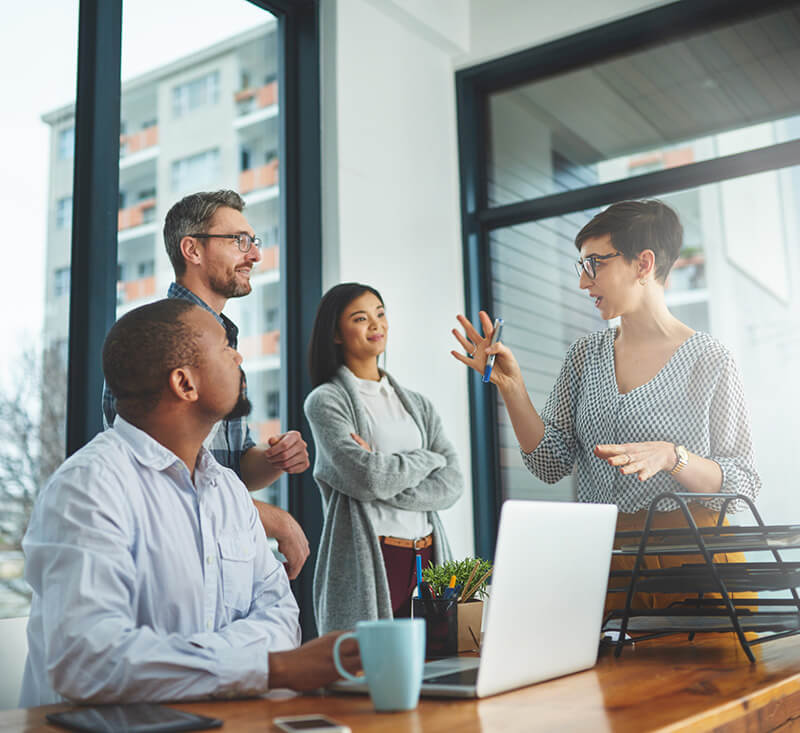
[480,138,800,231]
[66,0,122,456]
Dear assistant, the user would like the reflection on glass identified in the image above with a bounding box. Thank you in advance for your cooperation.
[488,6,800,206]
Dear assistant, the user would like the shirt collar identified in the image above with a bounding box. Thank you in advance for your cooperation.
[168,282,239,348]
[113,416,224,479]
[344,366,392,397]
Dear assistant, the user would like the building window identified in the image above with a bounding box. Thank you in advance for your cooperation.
[172,71,219,118]
[265,390,280,419]
[137,260,154,278]
[170,149,220,192]
[54,267,71,298]
[264,306,279,331]
[58,127,74,160]
[56,196,72,229]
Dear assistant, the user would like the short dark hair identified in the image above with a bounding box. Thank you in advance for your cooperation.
[574,200,683,283]
[103,299,203,421]
[163,190,245,276]
[308,283,384,388]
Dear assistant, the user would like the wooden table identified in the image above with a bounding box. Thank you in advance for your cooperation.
[5,634,800,732]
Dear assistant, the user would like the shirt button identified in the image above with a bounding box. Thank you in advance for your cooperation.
[206,555,214,565]
[206,620,212,630]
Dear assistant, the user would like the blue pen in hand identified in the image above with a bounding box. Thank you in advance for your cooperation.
[482,318,504,383]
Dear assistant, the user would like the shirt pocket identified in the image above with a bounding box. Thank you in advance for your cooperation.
[218,534,255,613]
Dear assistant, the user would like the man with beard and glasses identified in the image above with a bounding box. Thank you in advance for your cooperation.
[103,190,311,580]
[20,299,361,706]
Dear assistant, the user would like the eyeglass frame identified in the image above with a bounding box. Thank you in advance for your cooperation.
[574,251,622,279]
[187,232,262,253]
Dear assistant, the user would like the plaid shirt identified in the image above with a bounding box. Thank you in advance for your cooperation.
[102,282,256,477]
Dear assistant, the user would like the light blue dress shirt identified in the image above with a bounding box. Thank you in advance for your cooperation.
[20,417,301,706]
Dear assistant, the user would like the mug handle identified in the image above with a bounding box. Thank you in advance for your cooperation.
[333,631,360,681]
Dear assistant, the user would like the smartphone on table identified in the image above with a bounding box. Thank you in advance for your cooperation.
[273,714,351,733]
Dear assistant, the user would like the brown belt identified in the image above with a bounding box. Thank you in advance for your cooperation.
[379,533,433,550]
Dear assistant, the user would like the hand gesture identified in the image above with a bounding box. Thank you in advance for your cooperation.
[594,442,675,482]
[264,430,310,474]
[253,500,311,579]
[451,311,522,391]
[350,433,371,452]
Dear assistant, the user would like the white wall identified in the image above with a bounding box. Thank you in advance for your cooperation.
[321,0,674,556]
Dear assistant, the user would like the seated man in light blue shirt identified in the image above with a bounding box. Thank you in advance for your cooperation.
[20,299,360,706]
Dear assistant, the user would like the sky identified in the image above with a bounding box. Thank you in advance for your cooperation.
[0,0,269,388]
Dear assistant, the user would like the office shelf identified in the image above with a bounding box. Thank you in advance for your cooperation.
[602,491,800,663]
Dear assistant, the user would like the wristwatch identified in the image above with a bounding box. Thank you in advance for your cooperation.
[670,444,689,475]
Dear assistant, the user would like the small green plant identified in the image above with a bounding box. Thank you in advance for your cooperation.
[422,557,492,601]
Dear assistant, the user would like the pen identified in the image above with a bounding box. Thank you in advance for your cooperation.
[443,574,457,599]
[416,554,423,599]
[482,318,504,383]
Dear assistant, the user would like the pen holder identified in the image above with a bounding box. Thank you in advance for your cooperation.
[412,598,483,658]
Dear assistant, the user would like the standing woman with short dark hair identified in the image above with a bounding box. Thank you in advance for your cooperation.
[305,283,463,633]
[453,200,760,610]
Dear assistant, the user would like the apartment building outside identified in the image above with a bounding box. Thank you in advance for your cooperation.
[41,22,285,505]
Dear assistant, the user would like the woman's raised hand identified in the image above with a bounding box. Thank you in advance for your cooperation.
[451,311,522,391]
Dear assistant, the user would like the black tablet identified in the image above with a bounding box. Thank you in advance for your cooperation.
[45,703,223,733]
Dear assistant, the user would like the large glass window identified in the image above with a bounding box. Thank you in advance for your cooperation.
[488,6,800,207]
[467,4,800,533]
[117,0,284,516]
[0,2,78,620]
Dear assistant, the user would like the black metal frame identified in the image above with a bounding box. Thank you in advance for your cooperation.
[66,0,122,456]
[607,492,800,663]
[455,0,800,559]
[66,0,323,638]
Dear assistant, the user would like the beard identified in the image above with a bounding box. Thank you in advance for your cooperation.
[209,269,251,299]
[225,370,252,420]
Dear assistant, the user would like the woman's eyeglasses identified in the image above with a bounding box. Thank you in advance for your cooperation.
[574,252,622,279]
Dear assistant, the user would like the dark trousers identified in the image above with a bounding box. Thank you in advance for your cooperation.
[379,537,434,618]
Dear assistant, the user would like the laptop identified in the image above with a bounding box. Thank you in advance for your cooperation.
[332,499,618,699]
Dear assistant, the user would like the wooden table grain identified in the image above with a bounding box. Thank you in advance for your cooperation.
[5,634,800,732]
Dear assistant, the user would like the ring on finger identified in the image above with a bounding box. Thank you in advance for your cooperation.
[622,454,631,465]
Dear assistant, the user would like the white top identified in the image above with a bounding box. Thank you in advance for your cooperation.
[349,369,433,539]
[20,417,301,707]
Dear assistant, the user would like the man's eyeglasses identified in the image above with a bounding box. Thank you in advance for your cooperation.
[574,252,622,279]
[188,233,262,253]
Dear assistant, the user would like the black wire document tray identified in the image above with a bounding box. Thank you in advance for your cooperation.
[602,492,800,663]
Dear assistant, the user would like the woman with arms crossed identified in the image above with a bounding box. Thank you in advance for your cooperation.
[453,200,760,609]
[306,283,463,633]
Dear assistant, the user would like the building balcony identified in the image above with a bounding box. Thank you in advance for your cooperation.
[116,275,156,305]
[239,330,280,360]
[235,81,277,114]
[240,160,279,195]
[118,198,157,231]
[120,125,158,157]
[256,419,281,444]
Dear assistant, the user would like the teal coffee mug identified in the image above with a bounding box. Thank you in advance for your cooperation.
[333,618,426,712]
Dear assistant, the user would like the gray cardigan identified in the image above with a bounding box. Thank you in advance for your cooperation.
[304,367,463,633]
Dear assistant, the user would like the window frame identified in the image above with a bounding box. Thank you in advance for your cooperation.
[456,0,800,560]
[67,0,322,638]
